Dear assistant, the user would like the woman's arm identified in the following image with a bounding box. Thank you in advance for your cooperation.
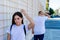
[7,33,10,40]
[21,9,34,30]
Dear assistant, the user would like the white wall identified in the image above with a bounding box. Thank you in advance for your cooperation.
[39,0,46,12]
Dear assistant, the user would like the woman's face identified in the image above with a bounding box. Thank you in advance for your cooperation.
[14,15,22,26]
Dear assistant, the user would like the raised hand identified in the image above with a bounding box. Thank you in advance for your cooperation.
[21,9,26,14]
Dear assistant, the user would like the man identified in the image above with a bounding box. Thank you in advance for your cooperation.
[32,11,50,40]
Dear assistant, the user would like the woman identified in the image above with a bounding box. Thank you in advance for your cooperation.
[7,9,34,40]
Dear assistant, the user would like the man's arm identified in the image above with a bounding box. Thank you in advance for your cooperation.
[44,13,50,18]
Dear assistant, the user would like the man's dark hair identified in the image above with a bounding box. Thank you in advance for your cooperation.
[38,11,42,14]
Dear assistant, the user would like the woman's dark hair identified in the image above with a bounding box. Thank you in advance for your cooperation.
[12,12,23,25]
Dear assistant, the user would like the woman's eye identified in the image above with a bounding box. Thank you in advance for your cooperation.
[17,18,19,20]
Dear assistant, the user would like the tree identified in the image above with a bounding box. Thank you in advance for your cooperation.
[46,0,49,10]
[46,2,49,10]
[49,8,55,15]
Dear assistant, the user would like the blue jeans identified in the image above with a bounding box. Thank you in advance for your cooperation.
[34,34,44,40]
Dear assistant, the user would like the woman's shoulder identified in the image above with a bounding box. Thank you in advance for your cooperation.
[10,24,16,28]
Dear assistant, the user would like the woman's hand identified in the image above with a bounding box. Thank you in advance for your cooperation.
[21,9,26,15]
[7,33,11,40]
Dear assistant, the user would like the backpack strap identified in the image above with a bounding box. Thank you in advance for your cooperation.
[23,25,26,35]
[10,25,13,39]
[10,25,13,32]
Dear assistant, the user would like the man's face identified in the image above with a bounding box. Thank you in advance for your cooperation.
[39,12,44,15]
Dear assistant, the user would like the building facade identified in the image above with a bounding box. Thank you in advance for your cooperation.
[0,0,46,40]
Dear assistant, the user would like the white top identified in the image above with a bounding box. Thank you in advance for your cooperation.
[7,24,28,40]
[34,16,48,35]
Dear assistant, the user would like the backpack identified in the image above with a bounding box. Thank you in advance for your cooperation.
[10,25,26,35]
